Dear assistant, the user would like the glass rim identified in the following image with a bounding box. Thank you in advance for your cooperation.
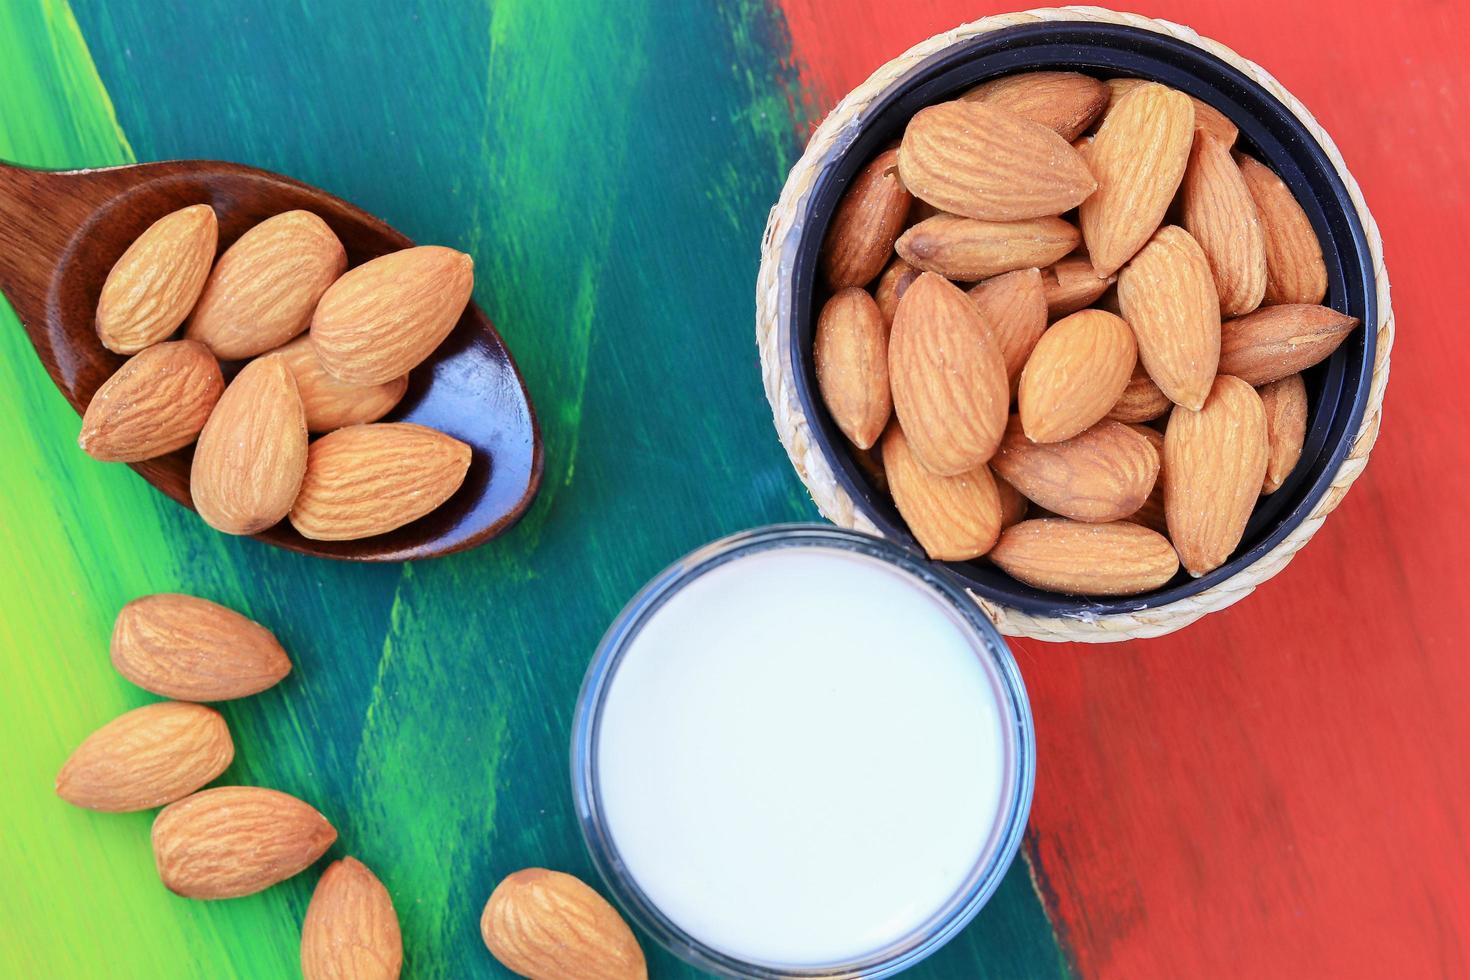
[569,523,1037,979]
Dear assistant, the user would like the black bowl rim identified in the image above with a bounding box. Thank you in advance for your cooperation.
[782,21,1378,621]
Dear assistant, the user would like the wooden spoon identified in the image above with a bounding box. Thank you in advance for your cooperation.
[0,159,543,562]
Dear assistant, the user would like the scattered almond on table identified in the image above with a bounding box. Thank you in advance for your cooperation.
[481,868,647,980]
[56,593,400,978]
[815,71,1361,594]
[301,857,404,980]
[79,206,476,541]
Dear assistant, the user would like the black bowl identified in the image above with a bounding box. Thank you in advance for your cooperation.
[787,22,1377,621]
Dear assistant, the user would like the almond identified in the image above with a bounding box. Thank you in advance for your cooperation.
[821,146,912,288]
[1259,373,1308,494]
[311,246,474,385]
[1018,309,1136,443]
[959,71,1109,141]
[814,288,891,449]
[1040,256,1115,319]
[96,204,218,354]
[1080,83,1194,277]
[996,473,1029,530]
[111,593,292,701]
[301,857,403,980]
[895,213,1078,282]
[481,869,647,980]
[289,423,471,541]
[882,422,1002,560]
[968,268,1047,394]
[897,101,1096,221]
[55,702,233,812]
[190,354,308,535]
[1123,422,1169,535]
[78,340,224,462]
[1180,132,1267,316]
[888,273,1008,475]
[186,211,348,359]
[1116,225,1221,410]
[990,518,1179,596]
[152,787,337,899]
[872,256,920,326]
[1165,375,1269,576]
[273,334,408,433]
[1218,304,1359,385]
[1104,77,1237,149]
[1107,363,1171,423]
[1236,153,1328,305]
[991,417,1158,523]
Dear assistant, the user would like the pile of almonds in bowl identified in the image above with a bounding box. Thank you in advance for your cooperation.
[78,205,475,541]
[814,71,1360,597]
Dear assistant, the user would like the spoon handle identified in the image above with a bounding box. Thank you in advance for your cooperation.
[0,160,137,328]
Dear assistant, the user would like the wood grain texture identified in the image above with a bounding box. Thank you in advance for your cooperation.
[777,0,1470,976]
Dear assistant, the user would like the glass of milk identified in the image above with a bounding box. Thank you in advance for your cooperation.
[572,525,1035,978]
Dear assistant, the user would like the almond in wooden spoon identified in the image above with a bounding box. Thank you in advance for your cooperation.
[187,210,347,359]
[56,702,233,812]
[481,868,647,980]
[311,245,474,385]
[1018,309,1137,443]
[887,272,1008,475]
[190,353,308,535]
[302,857,403,980]
[272,334,408,434]
[1165,375,1269,576]
[78,339,223,462]
[96,204,218,354]
[814,287,890,449]
[897,100,1096,221]
[289,422,471,541]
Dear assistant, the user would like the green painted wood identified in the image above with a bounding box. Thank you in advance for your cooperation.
[0,1,1071,976]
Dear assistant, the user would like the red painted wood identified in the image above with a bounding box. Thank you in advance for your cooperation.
[776,2,1470,976]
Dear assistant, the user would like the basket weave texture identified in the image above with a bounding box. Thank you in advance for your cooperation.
[755,5,1393,642]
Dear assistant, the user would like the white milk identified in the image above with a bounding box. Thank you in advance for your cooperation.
[594,545,1013,968]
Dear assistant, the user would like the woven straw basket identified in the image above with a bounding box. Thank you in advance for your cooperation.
[755,6,1393,643]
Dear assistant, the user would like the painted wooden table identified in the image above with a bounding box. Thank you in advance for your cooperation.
[2,1,1466,977]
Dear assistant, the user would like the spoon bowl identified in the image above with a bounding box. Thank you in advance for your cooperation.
[0,159,542,561]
